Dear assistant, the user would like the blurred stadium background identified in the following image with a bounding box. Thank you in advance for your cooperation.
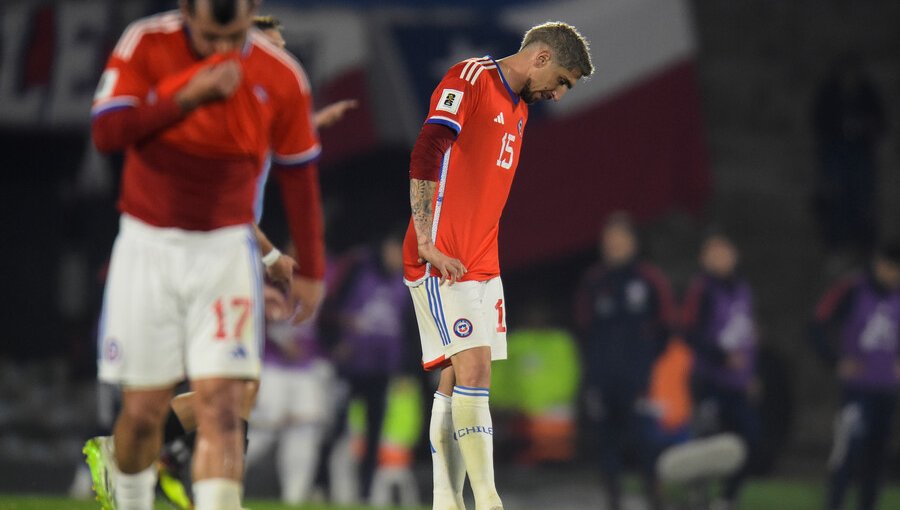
[1,0,899,508]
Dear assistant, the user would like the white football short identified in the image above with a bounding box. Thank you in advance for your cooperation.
[409,276,508,370]
[251,361,335,427]
[98,214,264,388]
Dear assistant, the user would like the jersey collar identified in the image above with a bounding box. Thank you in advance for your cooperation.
[487,55,520,106]
[241,33,253,57]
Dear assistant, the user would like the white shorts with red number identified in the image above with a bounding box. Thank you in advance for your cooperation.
[409,276,508,371]
[98,214,263,388]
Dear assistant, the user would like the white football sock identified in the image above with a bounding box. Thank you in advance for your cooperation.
[194,478,242,510]
[328,432,359,505]
[431,392,467,510]
[452,386,502,510]
[277,423,322,504]
[115,466,156,510]
[245,425,277,467]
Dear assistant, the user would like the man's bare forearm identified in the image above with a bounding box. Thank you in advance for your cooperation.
[410,178,437,245]
[254,224,275,255]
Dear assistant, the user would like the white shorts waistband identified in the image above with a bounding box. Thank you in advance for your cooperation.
[119,214,254,248]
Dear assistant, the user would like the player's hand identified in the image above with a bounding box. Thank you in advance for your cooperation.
[417,241,466,285]
[266,253,298,286]
[277,340,302,361]
[175,60,242,111]
[314,99,359,129]
[263,284,290,321]
[289,276,325,325]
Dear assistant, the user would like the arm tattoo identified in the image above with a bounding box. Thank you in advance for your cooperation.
[410,178,437,244]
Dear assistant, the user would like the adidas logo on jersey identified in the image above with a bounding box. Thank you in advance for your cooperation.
[494,112,505,125]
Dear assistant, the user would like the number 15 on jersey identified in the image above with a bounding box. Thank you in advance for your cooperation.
[496,133,516,169]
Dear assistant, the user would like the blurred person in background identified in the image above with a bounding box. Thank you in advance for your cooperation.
[244,271,336,505]
[575,212,676,510]
[319,227,412,503]
[252,15,358,131]
[681,230,761,510]
[490,298,580,465]
[646,336,694,453]
[361,378,424,508]
[810,239,900,510]
[811,55,887,264]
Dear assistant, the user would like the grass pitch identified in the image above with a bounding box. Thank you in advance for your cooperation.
[0,498,397,510]
[1,480,899,510]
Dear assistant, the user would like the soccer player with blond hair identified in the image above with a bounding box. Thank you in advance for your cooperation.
[404,22,593,509]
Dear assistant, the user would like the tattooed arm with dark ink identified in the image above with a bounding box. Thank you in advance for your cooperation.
[409,124,467,283]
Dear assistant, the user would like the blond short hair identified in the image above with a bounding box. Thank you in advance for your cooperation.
[521,21,593,78]
[253,15,282,31]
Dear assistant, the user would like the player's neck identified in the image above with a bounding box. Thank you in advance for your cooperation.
[496,54,528,95]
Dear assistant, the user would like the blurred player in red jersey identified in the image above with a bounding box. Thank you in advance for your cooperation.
[404,23,593,510]
[84,13,360,510]
[86,1,328,508]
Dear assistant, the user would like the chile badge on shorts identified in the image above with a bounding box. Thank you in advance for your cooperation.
[104,338,121,362]
[453,318,473,338]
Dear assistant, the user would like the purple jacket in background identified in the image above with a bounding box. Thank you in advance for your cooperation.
[834,276,900,389]
[685,274,758,391]
[262,319,325,369]
[332,250,410,376]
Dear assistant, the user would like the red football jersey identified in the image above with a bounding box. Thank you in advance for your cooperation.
[91,11,320,230]
[403,56,529,284]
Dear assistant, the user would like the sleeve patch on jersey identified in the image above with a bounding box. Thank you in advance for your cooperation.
[435,88,464,115]
[94,69,119,101]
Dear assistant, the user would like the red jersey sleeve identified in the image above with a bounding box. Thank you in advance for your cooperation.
[90,19,185,152]
[423,58,489,136]
[91,20,159,117]
[275,162,325,279]
[409,123,456,182]
[270,59,321,167]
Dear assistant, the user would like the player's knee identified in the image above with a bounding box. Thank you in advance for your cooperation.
[197,402,242,439]
[120,403,168,438]
[194,382,243,434]
[453,359,491,388]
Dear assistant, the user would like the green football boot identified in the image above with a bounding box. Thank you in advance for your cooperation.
[157,459,193,510]
[83,436,117,510]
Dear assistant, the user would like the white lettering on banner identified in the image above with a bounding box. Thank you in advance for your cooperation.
[0,3,43,124]
[0,0,147,128]
[48,1,110,124]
